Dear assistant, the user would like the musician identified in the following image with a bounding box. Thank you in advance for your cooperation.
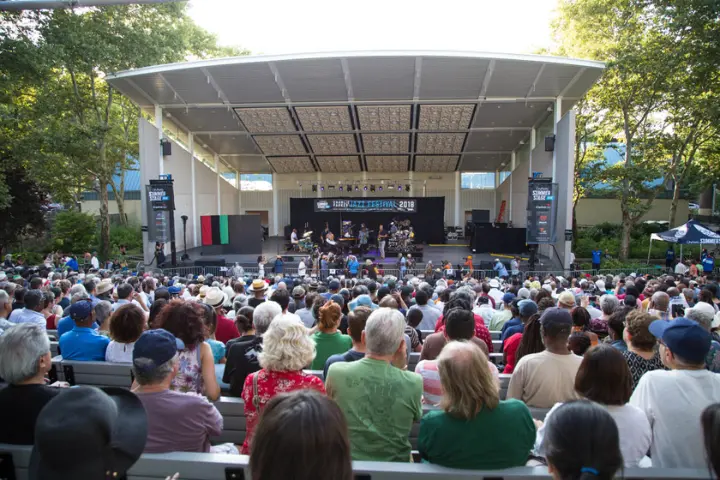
[389,222,398,235]
[377,224,388,259]
[290,228,299,247]
[321,222,331,244]
[358,223,369,254]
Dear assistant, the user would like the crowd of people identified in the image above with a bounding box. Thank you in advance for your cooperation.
[1,257,720,479]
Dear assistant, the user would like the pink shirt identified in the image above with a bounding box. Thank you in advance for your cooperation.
[415,359,499,405]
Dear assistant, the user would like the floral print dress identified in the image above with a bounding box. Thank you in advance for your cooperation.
[170,346,204,395]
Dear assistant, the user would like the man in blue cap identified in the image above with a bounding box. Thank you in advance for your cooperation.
[630,317,720,468]
[132,329,234,454]
[58,299,109,361]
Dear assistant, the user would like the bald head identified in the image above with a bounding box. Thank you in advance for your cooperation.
[650,291,670,312]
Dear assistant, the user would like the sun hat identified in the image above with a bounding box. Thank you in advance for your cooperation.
[557,291,577,308]
[248,279,268,293]
[96,279,114,295]
[203,287,227,308]
[292,286,306,298]
[489,279,500,288]
[30,386,147,480]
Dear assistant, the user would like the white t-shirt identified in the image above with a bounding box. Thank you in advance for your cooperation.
[105,341,135,363]
[630,368,720,468]
[298,261,306,277]
[674,262,689,275]
[535,402,651,468]
[91,256,100,269]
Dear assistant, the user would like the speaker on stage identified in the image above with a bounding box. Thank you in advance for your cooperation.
[545,135,556,151]
[471,209,490,223]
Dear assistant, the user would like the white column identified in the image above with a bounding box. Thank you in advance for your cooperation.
[154,105,164,176]
[408,171,413,197]
[362,171,368,197]
[316,172,322,198]
[214,154,221,214]
[237,170,242,214]
[529,128,536,177]
[509,151,516,223]
[552,97,563,180]
[189,133,197,248]
[271,173,279,236]
[494,170,499,220]
[454,171,461,227]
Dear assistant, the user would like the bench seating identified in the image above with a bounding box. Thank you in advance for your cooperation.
[0,444,711,480]
[46,330,58,341]
[49,342,58,358]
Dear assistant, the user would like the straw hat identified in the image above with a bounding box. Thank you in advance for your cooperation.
[248,279,268,293]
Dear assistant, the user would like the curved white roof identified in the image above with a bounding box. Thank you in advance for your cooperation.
[107,51,604,173]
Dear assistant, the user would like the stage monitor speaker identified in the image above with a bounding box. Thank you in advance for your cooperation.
[545,135,556,151]
[161,140,172,156]
[195,259,225,267]
[471,209,490,223]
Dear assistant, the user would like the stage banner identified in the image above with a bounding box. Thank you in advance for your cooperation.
[526,179,558,244]
[314,198,417,213]
[146,179,175,244]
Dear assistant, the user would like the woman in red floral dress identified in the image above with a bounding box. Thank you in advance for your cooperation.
[241,315,325,454]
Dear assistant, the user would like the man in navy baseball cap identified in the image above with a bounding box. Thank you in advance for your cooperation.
[132,329,185,373]
[648,317,711,366]
[58,299,109,361]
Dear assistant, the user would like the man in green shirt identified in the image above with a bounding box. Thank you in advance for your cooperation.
[326,307,422,462]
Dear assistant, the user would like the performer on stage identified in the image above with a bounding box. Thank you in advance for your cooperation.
[321,222,331,245]
[290,228,299,248]
[377,224,387,259]
[358,223,369,254]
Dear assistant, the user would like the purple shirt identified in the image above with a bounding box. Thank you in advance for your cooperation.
[136,389,223,453]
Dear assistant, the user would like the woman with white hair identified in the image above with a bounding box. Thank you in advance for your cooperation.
[418,341,534,469]
[240,315,326,454]
[0,324,61,444]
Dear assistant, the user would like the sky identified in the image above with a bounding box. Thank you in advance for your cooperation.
[188,0,558,57]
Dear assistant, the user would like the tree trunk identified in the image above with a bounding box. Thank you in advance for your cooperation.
[116,192,127,226]
[619,211,632,261]
[669,177,681,226]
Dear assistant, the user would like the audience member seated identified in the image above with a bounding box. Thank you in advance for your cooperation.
[229,305,255,347]
[630,317,720,468]
[621,310,665,389]
[507,307,582,408]
[56,291,91,337]
[606,308,628,352]
[204,287,240,344]
[407,290,441,330]
[702,403,720,479]
[434,295,493,353]
[422,301,490,360]
[296,291,316,328]
[540,400,623,480]
[568,331,592,356]
[224,301,281,397]
[419,341,533,469]
[405,308,424,352]
[154,299,220,400]
[571,307,599,346]
[31,386,147,479]
[310,301,352,370]
[131,329,237,454]
[536,345,651,467]
[241,315,326,454]
[324,306,371,378]
[59,299,110,361]
[8,289,46,326]
[685,301,720,372]
[0,324,61,444]
[327,307,422,461]
[249,390,352,480]
[94,300,113,334]
[417,309,498,404]
[105,303,146,363]
[502,300,539,374]
[0,290,14,335]
[197,302,226,364]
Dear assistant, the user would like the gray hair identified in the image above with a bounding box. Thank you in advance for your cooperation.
[71,291,90,304]
[259,315,315,371]
[599,295,619,315]
[253,301,282,335]
[0,324,50,383]
[0,289,9,307]
[69,284,87,296]
[94,301,113,326]
[686,308,714,330]
[365,307,406,356]
[132,355,178,385]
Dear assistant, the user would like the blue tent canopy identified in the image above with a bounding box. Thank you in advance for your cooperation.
[650,220,720,245]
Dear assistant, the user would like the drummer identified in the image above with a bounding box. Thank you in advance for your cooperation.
[290,228,299,246]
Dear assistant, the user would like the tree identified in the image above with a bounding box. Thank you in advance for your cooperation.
[51,211,97,254]
[0,163,48,255]
[0,4,248,260]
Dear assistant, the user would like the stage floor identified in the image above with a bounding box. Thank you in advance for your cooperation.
[178,237,555,271]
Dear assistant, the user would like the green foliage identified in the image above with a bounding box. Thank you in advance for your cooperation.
[0,163,48,255]
[109,224,142,254]
[51,211,97,254]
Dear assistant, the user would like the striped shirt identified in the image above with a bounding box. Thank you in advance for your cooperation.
[415,359,499,405]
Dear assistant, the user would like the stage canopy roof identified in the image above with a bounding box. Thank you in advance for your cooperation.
[107,51,604,174]
[650,219,720,245]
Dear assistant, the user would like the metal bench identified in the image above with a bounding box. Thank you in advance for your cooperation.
[491,330,501,340]
[46,329,58,340]
[49,341,59,357]
[0,444,711,480]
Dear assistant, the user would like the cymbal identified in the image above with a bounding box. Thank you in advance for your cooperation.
[303,231,313,238]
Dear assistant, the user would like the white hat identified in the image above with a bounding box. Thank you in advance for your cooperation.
[688,301,716,319]
[96,279,114,295]
[0,272,6,282]
[595,280,606,291]
[203,287,227,309]
[489,279,500,288]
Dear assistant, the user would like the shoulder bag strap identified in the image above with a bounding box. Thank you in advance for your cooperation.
[252,372,261,410]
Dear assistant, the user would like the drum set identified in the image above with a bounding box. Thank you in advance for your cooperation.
[388,219,417,254]
[298,230,315,252]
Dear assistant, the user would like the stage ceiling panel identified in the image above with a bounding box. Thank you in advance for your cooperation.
[356,105,412,131]
[267,156,315,173]
[225,155,273,173]
[295,106,353,132]
[235,107,296,133]
[316,156,362,173]
[306,134,358,154]
[254,135,307,156]
[107,51,604,173]
[415,155,460,172]
[366,155,409,172]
